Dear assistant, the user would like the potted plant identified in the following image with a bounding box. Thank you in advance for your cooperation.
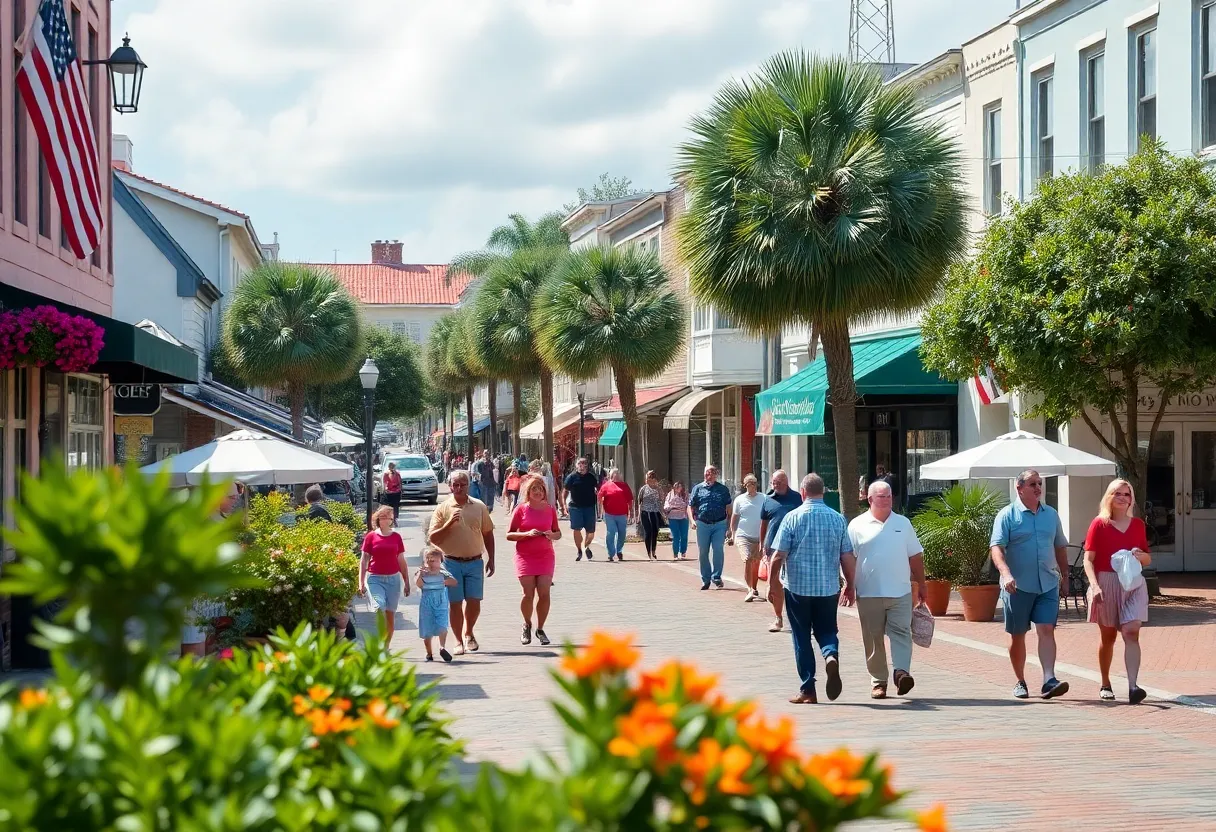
[916,535,956,617]
[912,484,1003,622]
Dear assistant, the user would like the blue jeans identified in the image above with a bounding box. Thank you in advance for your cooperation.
[667,518,689,556]
[784,589,840,696]
[696,519,727,583]
[604,513,628,557]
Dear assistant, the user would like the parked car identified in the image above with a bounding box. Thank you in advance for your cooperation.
[377,453,439,504]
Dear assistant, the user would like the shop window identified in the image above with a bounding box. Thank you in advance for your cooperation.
[13,369,28,501]
[903,407,953,430]
[67,376,103,472]
[906,429,953,496]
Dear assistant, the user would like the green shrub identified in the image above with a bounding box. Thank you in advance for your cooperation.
[295,499,362,536]
[911,484,1003,587]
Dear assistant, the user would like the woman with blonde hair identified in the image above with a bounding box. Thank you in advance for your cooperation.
[358,506,411,643]
[506,475,561,645]
[1082,478,1152,704]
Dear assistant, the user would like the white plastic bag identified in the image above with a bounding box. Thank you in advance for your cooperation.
[911,603,935,648]
[1110,549,1145,592]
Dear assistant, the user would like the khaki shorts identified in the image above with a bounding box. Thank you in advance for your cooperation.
[737,535,761,562]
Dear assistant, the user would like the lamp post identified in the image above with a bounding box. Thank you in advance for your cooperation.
[359,357,380,530]
[576,380,587,459]
[83,34,147,114]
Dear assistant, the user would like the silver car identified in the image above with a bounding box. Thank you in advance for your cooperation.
[379,454,439,504]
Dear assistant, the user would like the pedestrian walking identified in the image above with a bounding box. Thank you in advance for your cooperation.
[506,475,561,646]
[664,481,691,560]
[1082,479,1152,704]
[599,468,634,562]
[759,470,803,633]
[564,457,600,561]
[470,450,496,513]
[848,480,928,699]
[304,484,333,522]
[503,465,522,512]
[770,473,856,704]
[358,506,411,643]
[637,471,664,560]
[729,474,766,602]
[414,545,455,662]
[427,470,496,655]
[690,465,733,590]
[382,461,403,524]
[990,469,1071,700]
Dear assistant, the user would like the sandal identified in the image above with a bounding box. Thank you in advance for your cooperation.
[466,635,479,652]
[1099,686,1116,701]
[769,619,783,633]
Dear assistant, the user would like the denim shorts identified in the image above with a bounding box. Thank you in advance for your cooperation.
[444,557,485,603]
[1002,587,1059,634]
[366,573,402,612]
[568,504,597,533]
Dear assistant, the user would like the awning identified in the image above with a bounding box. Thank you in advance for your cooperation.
[321,421,364,447]
[663,388,721,430]
[592,385,687,421]
[754,333,956,436]
[451,416,491,435]
[0,283,198,383]
[599,420,626,446]
[163,388,304,445]
[520,402,601,440]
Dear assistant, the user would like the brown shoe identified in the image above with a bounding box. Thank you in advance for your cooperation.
[788,690,818,705]
[871,684,887,699]
[894,670,915,696]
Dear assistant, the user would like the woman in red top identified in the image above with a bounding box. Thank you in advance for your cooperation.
[598,468,634,562]
[502,465,523,512]
[358,506,411,642]
[506,476,561,646]
[1082,478,1153,704]
[382,462,403,524]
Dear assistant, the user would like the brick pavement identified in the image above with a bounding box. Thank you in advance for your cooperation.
[357,499,1216,830]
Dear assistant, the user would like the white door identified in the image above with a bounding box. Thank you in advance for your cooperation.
[1183,425,1216,571]
[1138,425,1182,572]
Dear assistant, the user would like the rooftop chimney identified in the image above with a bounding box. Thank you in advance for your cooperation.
[371,239,403,265]
[112,133,134,172]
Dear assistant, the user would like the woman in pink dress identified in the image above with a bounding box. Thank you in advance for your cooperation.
[506,475,561,647]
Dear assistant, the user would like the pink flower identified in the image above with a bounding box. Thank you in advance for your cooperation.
[219,648,236,660]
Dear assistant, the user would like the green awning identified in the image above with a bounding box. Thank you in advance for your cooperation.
[599,420,626,446]
[0,283,198,383]
[755,333,955,436]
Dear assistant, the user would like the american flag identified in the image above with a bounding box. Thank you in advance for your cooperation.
[16,0,103,259]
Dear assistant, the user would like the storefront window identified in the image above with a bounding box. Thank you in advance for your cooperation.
[808,432,868,492]
[67,376,103,472]
[1191,431,1216,510]
[13,369,28,501]
[1137,430,1175,549]
[906,429,953,496]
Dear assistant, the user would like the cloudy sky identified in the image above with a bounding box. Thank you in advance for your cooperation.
[112,0,1013,265]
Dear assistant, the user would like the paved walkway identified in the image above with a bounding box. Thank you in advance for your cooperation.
[359,498,1216,830]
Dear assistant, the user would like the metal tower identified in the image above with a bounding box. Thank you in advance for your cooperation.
[848,0,895,64]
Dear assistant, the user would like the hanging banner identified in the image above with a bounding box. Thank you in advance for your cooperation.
[755,389,826,436]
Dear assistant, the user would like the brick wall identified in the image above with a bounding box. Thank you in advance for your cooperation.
[643,184,691,391]
[185,411,219,450]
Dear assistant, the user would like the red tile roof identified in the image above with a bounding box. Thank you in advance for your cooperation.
[318,263,475,306]
[117,169,250,219]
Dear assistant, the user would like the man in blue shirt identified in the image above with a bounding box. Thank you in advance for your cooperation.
[758,470,804,633]
[771,473,856,704]
[689,465,734,590]
[990,469,1070,700]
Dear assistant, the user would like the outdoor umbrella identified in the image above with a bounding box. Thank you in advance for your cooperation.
[140,429,354,487]
[321,420,364,448]
[918,430,1118,479]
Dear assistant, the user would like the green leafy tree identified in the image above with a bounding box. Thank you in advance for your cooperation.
[471,248,564,460]
[921,145,1216,500]
[676,52,967,517]
[220,262,363,440]
[316,325,427,427]
[534,245,685,490]
[562,172,647,214]
[426,311,483,454]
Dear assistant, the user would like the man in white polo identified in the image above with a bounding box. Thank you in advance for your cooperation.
[847,480,928,699]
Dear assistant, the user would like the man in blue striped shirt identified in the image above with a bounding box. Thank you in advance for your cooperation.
[771,473,857,704]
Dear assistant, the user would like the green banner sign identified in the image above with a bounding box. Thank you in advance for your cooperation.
[756,390,826,436]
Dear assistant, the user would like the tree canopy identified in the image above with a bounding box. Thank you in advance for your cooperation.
[316,326,427,427]
[562,172,647,214]
[920,145,1216,495]
[450,212,568,280]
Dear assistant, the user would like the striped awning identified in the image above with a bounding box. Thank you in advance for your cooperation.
[662,388,721,430]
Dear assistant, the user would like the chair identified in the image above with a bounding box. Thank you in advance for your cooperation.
[1063,545,1089,616]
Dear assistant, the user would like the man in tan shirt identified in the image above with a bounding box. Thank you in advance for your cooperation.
[428,469,496,655]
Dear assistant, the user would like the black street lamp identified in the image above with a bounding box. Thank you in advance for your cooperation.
[83,34,147,114]
[576,380,587,459]
[359,357,380,530]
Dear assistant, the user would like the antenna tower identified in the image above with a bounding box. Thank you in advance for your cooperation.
[848,0,895,64]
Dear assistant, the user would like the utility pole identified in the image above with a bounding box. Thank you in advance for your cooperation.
[848,0,895,64]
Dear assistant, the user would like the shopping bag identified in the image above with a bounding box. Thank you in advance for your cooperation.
[757,555,770,582]
[911,603,935,648]
[1111,549,1145,592]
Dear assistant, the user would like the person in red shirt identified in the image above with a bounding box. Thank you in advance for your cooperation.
[358,506,411,642]
[598,468,634,562]
[382,462,403,524]
[507,476,562,646]
[1082,478,1153,704]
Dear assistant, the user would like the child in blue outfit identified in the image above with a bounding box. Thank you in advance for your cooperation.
[415,545,457,662]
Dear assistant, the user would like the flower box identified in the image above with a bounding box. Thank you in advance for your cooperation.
[0,305,104,373]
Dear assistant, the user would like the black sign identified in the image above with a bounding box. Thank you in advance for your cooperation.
[113,383,161,415]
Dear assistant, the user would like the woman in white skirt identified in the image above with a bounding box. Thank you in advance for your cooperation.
[1082,479,1152,704]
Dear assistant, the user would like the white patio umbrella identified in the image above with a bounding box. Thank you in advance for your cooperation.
[321,420,364,448]
[919,430,1117,479]
[140,429,354,487]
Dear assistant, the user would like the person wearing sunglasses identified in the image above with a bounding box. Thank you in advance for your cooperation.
[1082,479,1152,704]
[989,469,1071,700]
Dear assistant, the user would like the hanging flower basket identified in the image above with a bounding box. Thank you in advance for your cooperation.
[0,305,105,373]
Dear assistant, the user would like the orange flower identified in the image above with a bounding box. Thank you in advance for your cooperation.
[634,660,718,703]
[607,700,679,770]
[306,705,360,736]
[334,698,352,712]
[273,651,289,662]
[682,738,755,804]
[804,748,871,801]
[917,804,948,832]
[292,694,311,715]
[307,684,332,703]
[18,688,49,709]
[561,631,640,679]
[364,698,400,729]
[738,714,800,771]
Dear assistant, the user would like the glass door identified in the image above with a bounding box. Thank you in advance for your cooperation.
[1184,425,1216,571]
[1138,425,1181,572]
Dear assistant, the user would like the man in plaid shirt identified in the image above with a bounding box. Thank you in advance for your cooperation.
[771,473,858,704]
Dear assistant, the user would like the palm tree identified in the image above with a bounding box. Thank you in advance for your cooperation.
[675,52,967,517]
[425,313,471,454]
[450,212,568,279]
[470,248,563,461]
[221,261,363,440]
[534,245,685,491]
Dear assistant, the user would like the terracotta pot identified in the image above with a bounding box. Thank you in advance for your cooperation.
[923,579,952,617]
[957,584,1000,622]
